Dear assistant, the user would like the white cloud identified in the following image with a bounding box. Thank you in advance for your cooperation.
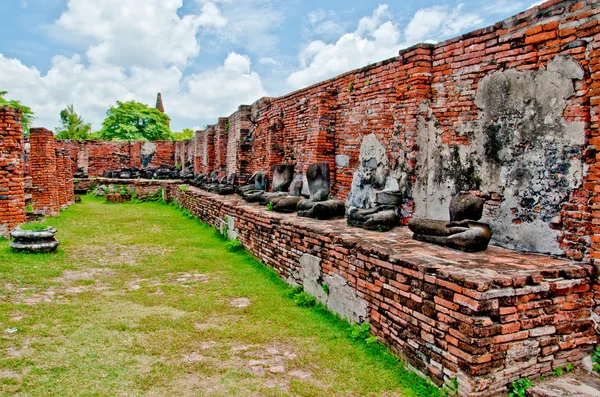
[528,0,545,8]
[304,9,348,40]
[54,0,224,68]
[193,0,284,56]
[197,2,228,28]
[287,5,400,89]
[403,4,484,47]
[259,57,279,66]
[287,4,488,90]
[0,51,265,130]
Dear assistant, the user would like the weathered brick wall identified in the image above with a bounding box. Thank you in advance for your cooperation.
[226,106,253,183]
[0,107,26,236]
[60,140,176,176]
[30,128,60,215]
[54,148,68,209]
[165,0,598,261]
[168,185,596,397]
[214,118,229,174]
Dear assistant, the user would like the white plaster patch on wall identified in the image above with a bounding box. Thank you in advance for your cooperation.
[141,142,157,158]
[220,215,237,241]
[294,253,368,324]
[413,55,586,256]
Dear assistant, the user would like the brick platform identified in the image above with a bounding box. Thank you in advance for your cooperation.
[0,107,26,237]
[168,185,597,396]
[74,178,180,200]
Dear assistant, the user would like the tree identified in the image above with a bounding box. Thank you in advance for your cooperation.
[55,105,92,140]
[100,100,171,141]
[0,91,35,133]
[171,128,195,141]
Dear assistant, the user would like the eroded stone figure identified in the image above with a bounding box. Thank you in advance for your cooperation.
[346,133,403,231]
[269,174,305,213]
[297,162,345,219]
[258,165,298,208]
[408,192,492,252]
[215,174,237,195]
[200,170,221,191]
[239,171,269,202]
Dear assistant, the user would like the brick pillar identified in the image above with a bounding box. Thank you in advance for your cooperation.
[306,88,337,187]
[0,107,26,236]
[215,118,229,173]
[30,128,59,215]
[55,147,68,209]
[227,106,253,184]
[63,149,75,205]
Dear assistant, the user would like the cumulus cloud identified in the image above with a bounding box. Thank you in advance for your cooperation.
[287,5,400,89]
[54,0,223,69]
[288,4,487,89]
[0,51,265,131]
[403,4,484,47]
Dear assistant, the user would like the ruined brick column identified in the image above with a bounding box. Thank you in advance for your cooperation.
[55,148,68,209]
[63,149,75,205]
[0,107,26,236]
[30,128,59,215]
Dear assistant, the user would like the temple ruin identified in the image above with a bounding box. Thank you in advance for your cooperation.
[1,1,600,395]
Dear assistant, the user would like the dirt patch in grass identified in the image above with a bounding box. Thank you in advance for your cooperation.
[229,297,251,308]
[67,244,174,266]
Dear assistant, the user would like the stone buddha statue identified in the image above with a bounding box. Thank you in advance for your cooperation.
[408,192,492,252]
[297,162,345,219]
[240,171,269,202]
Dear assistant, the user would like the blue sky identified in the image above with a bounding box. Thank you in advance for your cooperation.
[0,0,540,132]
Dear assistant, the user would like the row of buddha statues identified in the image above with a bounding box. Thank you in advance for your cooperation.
[187,161,492,253]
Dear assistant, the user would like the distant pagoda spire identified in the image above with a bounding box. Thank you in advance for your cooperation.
[155,93,165,113]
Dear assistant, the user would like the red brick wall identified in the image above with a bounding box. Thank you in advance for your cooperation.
[167,0,599,262]
[0,107,26,235]
[214,118,228,173]
[60,140,176,176]
[54,148,68,209]
[30,128,60,215]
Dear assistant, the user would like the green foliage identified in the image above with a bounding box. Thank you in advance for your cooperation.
[25,204,33,212]
[221,215,229,239]
[20,222,51,231]
[441,378,459,397]
[552,367,563,377]
[294,291,316,307]
[592,346,600,373]
[226,239,243,252]
[146,188,164,203]
[118,185,131,196]
[288,285,303,298]
[266,202,274,211]
[366,79,372,86]
[0,91,35,133]
[171,128,195,141]
[322,284,329,295]
[565,364,574,372]
[55,105,93,140]
[179,185,189,191]
[347,82,355,92]
[100,100,171,141]
[350,323,377,344]
[508,378,532,397]
[225,120,230,134]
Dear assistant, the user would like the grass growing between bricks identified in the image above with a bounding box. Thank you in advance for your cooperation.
[0,196,441,397]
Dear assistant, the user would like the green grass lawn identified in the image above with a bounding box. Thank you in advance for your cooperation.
[0,196,441,397]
